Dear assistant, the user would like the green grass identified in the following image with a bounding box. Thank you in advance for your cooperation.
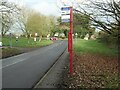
[74,39,118,56]
[2,37,53,47]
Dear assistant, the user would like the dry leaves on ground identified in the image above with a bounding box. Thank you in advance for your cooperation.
[61,53,119,88]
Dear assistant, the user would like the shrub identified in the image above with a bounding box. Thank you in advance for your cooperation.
[97,31,118,48]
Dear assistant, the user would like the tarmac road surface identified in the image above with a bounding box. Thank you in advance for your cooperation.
[2,40,67,88]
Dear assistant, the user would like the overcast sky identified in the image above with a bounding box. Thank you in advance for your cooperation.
[7,0,88,16]
[8,0,61,16]
[7,0,119,16]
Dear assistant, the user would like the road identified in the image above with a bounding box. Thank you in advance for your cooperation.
[1,40,67,88]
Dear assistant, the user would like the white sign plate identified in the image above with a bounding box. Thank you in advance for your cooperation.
[61,15,70,20]
[61,19,70,22]
[61,6,71,22]
[61,10,70,15]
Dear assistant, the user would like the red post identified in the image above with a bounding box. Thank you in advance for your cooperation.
[69,7,73,75]
[68,32,70,52]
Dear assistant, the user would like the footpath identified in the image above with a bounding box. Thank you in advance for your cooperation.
[33,49,69,88]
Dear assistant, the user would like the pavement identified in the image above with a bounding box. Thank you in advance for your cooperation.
[1,40,68,88]
[34,49,69,88]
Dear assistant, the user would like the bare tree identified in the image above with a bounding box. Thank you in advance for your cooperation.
[0,0,21,36]
[75,0,120,38]
[16,7,33,37]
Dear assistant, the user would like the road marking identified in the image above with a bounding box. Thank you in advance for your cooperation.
[0,58,26,69]
[0,41,65,69]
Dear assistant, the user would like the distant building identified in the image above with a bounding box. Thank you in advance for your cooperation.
[84,34,89,40]
[90,35,96,40]
[54,33,59,37]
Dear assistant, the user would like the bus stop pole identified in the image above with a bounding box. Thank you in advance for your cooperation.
[69,6,73,75]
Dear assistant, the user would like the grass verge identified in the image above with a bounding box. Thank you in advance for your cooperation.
[2,37,53,58]
[73,39,118,56]
[2,48,22,58]
[2,37,53,47]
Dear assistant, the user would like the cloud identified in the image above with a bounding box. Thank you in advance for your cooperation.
[8,0,119,17]
[32,1,60,16]
[8,0,60,16]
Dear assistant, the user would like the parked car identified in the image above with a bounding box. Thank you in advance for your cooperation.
[50,37,58,40]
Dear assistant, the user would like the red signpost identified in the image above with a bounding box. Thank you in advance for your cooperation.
[68,32,73,75]
[61,6,73,75]
[68,32,70,52]
[69,7,73,75]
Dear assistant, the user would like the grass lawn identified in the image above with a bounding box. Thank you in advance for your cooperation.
[73,39,118,56]
[1,37,53,58]
[2,37,53,47]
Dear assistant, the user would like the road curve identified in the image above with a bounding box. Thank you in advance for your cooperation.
[2,40,67,88]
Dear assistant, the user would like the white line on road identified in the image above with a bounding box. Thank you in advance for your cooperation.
[0,41,65,69]
[0,58,26,69]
